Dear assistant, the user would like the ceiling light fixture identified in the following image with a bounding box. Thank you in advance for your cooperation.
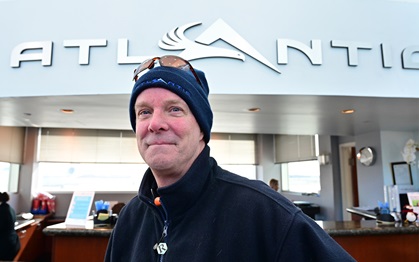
[341,109,355,114]
[60,109,74,114]
[248,107,261,112]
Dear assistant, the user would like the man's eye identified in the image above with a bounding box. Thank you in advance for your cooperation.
[170,107,182,112]
[138,109,151,116]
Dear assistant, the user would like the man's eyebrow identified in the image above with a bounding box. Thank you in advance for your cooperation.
[135,98,185,109]
[134,101,149,109]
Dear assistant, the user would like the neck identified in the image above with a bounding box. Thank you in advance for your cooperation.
[152,143,205,188]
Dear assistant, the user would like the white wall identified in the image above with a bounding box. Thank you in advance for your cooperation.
[355,131,384,208]
[381,131,419,186]
[354,131,419,208]
[1,0,419,98]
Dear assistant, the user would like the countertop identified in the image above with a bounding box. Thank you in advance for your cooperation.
[43,219,419,238]
[346,207,377,219]
[317,220,419,236]
[43,221,112,237]
[14,219,36,230]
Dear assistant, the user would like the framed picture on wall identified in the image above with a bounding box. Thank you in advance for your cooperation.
[391,162,413,185]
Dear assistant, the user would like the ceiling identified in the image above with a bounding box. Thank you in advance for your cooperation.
[1,94,418,137]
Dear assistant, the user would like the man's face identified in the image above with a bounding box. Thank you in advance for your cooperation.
[134,88,205,183]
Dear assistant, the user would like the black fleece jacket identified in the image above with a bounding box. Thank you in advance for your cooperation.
[105,146,355,262]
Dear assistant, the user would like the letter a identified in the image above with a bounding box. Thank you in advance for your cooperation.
[10,41,53,67]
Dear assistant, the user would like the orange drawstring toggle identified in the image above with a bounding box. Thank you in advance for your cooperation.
[154,197,161,206]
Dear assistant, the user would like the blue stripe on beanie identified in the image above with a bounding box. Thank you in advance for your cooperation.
[129,66,213,143]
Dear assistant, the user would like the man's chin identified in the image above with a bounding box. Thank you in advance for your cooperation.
[147,158,176,173]
[144,150,175,164]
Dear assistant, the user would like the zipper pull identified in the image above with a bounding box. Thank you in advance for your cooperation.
[153,224,168,255]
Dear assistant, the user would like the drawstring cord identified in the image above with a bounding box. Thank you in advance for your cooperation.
[151,193,169,256]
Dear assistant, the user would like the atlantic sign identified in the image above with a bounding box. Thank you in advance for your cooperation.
[9,19,419,73]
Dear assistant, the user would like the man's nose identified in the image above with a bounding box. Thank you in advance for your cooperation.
[148,111,169,132]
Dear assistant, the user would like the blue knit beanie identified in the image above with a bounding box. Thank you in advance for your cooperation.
[129,66,213,143]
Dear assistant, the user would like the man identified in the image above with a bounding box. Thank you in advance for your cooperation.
[269,178,279,191]
[105,55,355,261]
[0,192,20,261]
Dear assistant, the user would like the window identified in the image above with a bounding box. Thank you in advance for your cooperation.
[37,162,147,192]
[36,163,257,192]
[0,127,24,193]
[275,134,321,194]
[38,129,142,163]
[36,128,146,192]
[0,162,20,193]
[0,162,11,192]
[210,133,257,180]
[275,135,317,163]
[35,129,257,192]
[208,133,256,165]
[220,165,256,180]
[280,160,321,194]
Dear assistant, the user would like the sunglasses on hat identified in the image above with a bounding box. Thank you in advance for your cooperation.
[132,55,203,87]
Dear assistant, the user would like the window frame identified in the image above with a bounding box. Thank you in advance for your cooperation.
[280,159,321,195]
[35,129,258,193]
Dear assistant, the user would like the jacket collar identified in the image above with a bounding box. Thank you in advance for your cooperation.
[138,145,212,219]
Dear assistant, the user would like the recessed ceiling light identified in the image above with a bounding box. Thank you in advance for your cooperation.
[341,109,355,114]
[60,109,74,114]
[248,107,261,112]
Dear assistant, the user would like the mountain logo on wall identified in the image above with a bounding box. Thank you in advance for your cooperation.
[158,19,281,74]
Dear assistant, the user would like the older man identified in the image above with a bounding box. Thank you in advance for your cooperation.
[105,55,355,262]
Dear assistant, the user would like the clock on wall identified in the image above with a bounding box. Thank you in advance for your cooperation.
[356,147,376,166]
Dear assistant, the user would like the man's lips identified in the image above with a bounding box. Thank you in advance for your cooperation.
[146,141,175,146]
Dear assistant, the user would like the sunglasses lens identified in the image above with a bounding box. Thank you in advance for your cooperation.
[160,56,202,86]
[132,56,202,87]
[160,56,188,69]
[132,58,156,81]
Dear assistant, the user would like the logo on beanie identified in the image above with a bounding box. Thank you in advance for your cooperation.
[138,78,192,98]
[158,19,281,74]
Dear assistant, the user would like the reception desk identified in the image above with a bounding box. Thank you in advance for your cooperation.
[43,221,111,262]
[14,216,51,262]
[319,220,419,261]
[44,220,419,262]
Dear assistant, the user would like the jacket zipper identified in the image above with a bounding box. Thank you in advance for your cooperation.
[153,199,169,262]
[155,221,169,262]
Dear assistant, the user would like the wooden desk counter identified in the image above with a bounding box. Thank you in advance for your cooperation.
[43,221,112,262]
[317,220,419,262]
[13,214,60,262]
[44,220,419,262]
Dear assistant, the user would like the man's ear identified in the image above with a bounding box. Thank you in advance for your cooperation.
[200,131,205,141]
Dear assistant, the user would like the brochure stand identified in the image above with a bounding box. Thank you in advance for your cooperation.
[65,191,95,228]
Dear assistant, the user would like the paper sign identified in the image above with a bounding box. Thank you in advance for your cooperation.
[407,192,419,207]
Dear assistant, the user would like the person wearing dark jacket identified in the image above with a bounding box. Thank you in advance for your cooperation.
[0,192,20,261]
[105,55,355,261]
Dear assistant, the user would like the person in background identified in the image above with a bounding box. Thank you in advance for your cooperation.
[105,55,355,261]
[269,178,279,191]
[0,192,20,261]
